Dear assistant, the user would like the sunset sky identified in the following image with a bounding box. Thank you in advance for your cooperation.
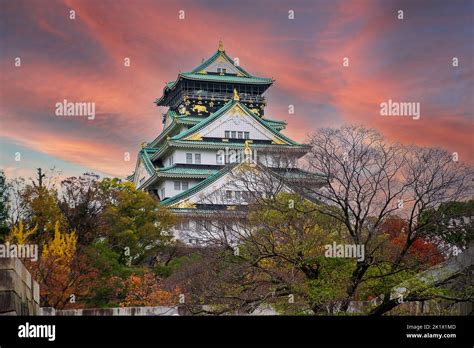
[1,0,473,180]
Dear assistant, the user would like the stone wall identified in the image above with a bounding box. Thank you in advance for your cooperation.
[0,258,40,315]
[40,306,184,316]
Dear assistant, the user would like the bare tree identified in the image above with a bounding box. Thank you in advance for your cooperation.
[303,125,472,313]
[166,127,472,315]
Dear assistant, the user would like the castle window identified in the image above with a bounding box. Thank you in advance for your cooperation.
[186,153,193,164]
[174,181,181,190]
[182,220,189,230]
[244,132,250,139]
[226,190,232,200]
[195,153,201,164]
[235,191,242,201]
[238,131,243,139]
[182,182,189,190]
[231,131,236,138]
[176,220,190,230]
[225,131,230,138]
[160,188,165,199]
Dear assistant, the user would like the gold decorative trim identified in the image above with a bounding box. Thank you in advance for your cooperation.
[272,137,286,145]
[231,104,246,117]
[174,200,196,209]
[186,133,203,141]
[191,105,208,114]
[233,88,240,101]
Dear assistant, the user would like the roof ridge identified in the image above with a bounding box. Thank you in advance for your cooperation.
[237,102,300,145]
[190,50,221,74]
[189,49,253,78]
[139,149,156,175]
[171,99,300,145]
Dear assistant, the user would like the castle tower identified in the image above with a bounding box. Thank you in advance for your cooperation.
[129,42,317,244]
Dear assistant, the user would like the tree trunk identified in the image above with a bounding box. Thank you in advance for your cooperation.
[340,261,370,312]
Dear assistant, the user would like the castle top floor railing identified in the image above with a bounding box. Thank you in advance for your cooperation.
[185,90,265,104]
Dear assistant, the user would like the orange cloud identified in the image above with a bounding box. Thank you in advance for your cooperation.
[1,0,472,180]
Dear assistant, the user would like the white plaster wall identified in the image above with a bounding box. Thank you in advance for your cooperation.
[135,161,151,188]
[204,59,240,75]
[202,113,273,141]
[154,179,202,199]
[166,149,222,166]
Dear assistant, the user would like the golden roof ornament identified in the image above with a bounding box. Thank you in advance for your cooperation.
[218,40,224,52]
[233,88,240,101]
[244,140,252,156]
[141,142,147,149]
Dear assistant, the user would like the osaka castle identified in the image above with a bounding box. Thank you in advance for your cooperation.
[129,41,319,244]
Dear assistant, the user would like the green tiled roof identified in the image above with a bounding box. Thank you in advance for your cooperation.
[161,164,236,206]
[170,208,247,216]
[158,165,219,177]
[171,140,306,149]
[139,148,159,175]
[155,48,273,105]
[180,72,272,84]
[171,99,300,146]
[149,139,308,161]
[174,115,208,125]
[262,118,286,130]
[160,163,325,207]
[275,168,326,180]
[190,49,259,79]
[137,164,220,190]
[149,110,183,147]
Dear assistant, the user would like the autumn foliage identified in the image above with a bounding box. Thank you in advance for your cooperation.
[120,272,180,307]
[31,222,98,309]
[379,216,445,266]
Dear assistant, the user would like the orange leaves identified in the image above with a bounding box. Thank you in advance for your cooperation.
[120,272,180,307]
[379,216,444,266]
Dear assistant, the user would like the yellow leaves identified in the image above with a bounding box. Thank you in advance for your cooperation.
[7,222,37,244]
[42,221,77,262]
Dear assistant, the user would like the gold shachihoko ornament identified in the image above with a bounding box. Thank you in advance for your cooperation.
[233,88,240,101]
